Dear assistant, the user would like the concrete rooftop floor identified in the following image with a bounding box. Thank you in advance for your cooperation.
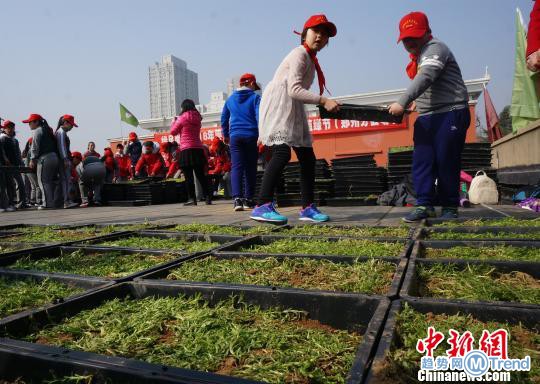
[0,201,537,227]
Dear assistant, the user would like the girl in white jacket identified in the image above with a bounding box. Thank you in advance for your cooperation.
[251,14,340,224]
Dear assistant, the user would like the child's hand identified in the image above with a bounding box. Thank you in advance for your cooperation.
[389,103,405,116]
[321,97,340,113]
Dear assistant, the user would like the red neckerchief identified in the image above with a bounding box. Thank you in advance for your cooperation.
[302,43,328,96]
[406,35,433,80]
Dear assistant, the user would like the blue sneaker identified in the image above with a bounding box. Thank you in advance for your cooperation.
[402,206,436,223]
[299,204,330,222]
[250,202,288,224]
[440,207,458,219]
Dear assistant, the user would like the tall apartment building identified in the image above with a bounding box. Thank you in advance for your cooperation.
[149,55,199,118]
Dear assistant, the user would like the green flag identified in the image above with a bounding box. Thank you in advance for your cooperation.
[510,8,540,132]
[119,103,139,127]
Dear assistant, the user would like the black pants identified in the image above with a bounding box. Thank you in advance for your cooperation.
[181,164,210,202]
[258,144,315,208]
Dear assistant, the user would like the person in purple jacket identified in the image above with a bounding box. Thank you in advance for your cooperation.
[221,73,261,212]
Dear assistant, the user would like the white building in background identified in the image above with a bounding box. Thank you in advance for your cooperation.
[197,92,228,114]
[226,76,241,96]
[148,55,199,119]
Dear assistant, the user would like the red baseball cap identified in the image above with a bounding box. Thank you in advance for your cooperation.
[22,113,43,123]
[71,151,82,160]
[128,132,137,140]
[397,12,431,43]
[239,73,260,90]
[303,14,337,37]
[62,114,78,127]
[2,120,15,128]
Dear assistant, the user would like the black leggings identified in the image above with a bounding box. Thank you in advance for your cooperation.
[181,164,210,201]
[258,144,315,208]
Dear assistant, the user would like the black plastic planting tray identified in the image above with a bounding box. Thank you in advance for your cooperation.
[0,230,133,260]
[214,235,413,259]
[274,224,415,240]
[140,224,284,236]
[0,281,390,384]
[364,298,540,384]
[417,226,540,241]
[76,231,245,255]
[411,240,540,265]
[425,217,540,226]
[318,104,403,124]
[0,245,204,283]
[135,253,408,299]
[0,269,112,323]
[400,255,540,309]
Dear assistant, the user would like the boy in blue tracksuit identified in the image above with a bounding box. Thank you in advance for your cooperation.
[221,73,261,211]
[389,11,470,222]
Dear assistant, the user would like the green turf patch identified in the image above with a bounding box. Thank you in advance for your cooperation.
[0,277,84,319]
[98,236,219,252]
[433,218,540,227]
[424,245,540,262]
[416,263,540,304]
[279,225,410,238]
[167,256,395,294]
[27,295,362,383]
[427,230,540,240]
[239,238,404,257]
[370,303,539,384]
[10,250,178,278]
[3,226,115,243]
[172,223,273,235]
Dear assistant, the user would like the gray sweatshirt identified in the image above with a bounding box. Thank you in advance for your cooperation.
[397,38,468,115]
[30,126,57,161]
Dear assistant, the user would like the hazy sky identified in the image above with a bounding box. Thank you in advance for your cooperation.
[0,0,534,151]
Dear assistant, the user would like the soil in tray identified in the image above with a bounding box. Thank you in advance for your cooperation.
[171,223,273,235]
[26,295,362,384]
[433,218,540,227]
[239,238,404,257]
[416,263,540,304]
[370,303,539,384]
[0,277,84,319]
[427,230,540,240]
[9,250,179,278]
[279,225,410,238]
[424,245,540,262]
[166,256,395,295]
[98,237,219,252]
[2,226,116,243]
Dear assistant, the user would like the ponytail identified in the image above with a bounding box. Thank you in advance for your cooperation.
[39,118,59,152]
[55,117,64,133]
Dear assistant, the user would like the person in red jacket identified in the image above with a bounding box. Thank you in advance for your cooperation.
[208,137,231,197]
[114,143,132,182]
[100,148,118,183]
[135,141,165,178]
[160,142,181,179]
[527,0,540,72]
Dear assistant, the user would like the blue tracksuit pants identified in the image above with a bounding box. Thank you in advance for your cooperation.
[412,108,470,207]
[229,136,258,199]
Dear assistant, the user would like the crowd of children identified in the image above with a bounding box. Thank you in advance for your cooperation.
[0,114,233,211]
[2,12,475,223]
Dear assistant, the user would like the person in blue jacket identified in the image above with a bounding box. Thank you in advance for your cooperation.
[221,73,261,211]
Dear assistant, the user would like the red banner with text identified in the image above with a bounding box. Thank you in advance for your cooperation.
[154,117,406,144]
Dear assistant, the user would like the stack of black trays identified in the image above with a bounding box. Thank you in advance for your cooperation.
[327,155,388,206]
